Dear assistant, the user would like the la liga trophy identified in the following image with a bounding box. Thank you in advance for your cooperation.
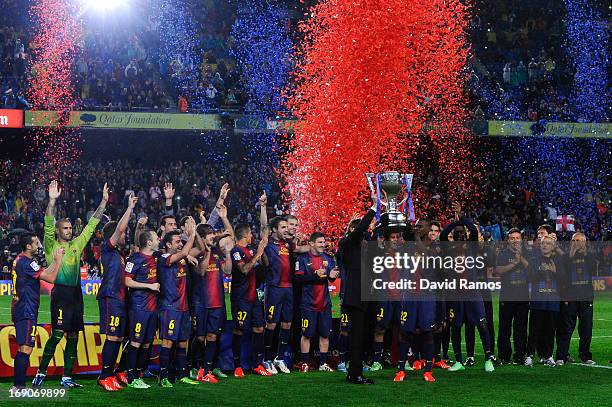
[365,171,414,227]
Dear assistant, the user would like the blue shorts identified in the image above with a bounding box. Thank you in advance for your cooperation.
[448,300,486,327]
[231,299,265,331]
[159,309,191,342]
[400,300,436,333]
[14,318,37,347]
[375,301,401,329]
[301,307,332,338]
[128,309,158,344]
[192,305,225,336]
[265,286,293,324]
[98,297,126,337]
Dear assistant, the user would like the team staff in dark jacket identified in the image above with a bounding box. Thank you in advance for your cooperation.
[338,192,377,385]
[526,235,563,367]
[555,232,596,365]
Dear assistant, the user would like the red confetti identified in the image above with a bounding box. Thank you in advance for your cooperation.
[281,0,477,237]
[26,0,83,183]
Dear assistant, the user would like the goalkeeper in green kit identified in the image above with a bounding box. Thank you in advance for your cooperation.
[33,180,109,388]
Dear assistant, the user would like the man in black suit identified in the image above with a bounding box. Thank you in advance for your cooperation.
[339,193,377,384]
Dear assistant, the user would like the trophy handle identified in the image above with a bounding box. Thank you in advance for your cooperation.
[365,173,376,195]
[379,190,389,207]
[396,174,413,206]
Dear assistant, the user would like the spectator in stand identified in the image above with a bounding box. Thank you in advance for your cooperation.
[124,60,138,80]
[226,89,237,106]
[516,61,527,85]
[178,95,188,112]
[2,88,30,109]
[528,58,538,83]
[149,185,161,202]
[205,83,218,101]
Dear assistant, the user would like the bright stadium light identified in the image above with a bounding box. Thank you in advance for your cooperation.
[83,0,123,12]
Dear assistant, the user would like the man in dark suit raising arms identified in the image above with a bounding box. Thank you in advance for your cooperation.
[339,192,377,385]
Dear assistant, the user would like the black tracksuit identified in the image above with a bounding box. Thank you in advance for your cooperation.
[555,253,595,362]
[338,209,376,378]
[496,248,530,363]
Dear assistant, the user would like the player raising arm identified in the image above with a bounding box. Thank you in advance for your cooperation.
[229,193,271,378]
[34,180,108,389]
[97,193,138,391]
[157,218,200,387]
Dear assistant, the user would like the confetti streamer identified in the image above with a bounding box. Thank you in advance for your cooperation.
[563,0,609,122]
[155,0,206,109]
[26,0,83,183]
[230,0,293,192]
[281,0,473,237]
[230,0,293,116]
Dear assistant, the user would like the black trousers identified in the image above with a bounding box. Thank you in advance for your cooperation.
[346,305,366,378]
[497,301,529,363]
[466,295,495,357]
[555,301,593,361]
[527,309,558,359]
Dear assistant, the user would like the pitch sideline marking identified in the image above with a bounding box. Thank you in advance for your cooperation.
[572,363,612,369]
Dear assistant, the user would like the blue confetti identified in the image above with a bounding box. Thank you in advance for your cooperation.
[155,0,207,110]
[563,0,609,122]
[230,0,293,116]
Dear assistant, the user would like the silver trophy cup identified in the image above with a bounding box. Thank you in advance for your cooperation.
[366,171,413,227]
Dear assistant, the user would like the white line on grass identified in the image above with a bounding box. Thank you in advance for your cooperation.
[572,363,612,369]
[571,335,612,340]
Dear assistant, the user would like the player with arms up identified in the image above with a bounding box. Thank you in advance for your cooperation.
[191,201,233,383]
[34,180,109,388]
[157,217,200,387]
[261,216,309,374]
[97,193,138,391]
[230,191,271,378]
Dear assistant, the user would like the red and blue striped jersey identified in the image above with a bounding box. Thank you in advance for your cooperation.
[11,254,42,322]
[192,249,225,309]
[158,254,188,311]
[295,252,336,312]
[125,251,160,312]
[264,238,295,288]
[230,244,258,303]
[97,239,126,301]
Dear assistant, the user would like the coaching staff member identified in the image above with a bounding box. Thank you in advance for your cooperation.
[339,192,377,385]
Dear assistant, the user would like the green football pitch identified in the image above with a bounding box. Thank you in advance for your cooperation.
[0,295,610,407]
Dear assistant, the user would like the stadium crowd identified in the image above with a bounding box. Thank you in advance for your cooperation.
[0,0,29,109]
[74,28,172,111]
[1,155,609,278]
[469,0,610,122]
[2,0,608,120]
[0,158,282,276]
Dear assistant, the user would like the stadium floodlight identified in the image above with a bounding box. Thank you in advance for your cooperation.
[84,0,123,12]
